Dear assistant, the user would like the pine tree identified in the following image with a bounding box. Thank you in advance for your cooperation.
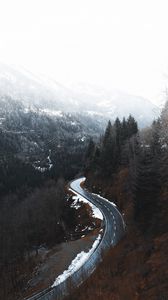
[127,115,138,137]
[121,117,127,141]
[84,139,95,172]
[103,120,113,148]
[101,120,115,176]
[114,117,121,146]
[160,101,168,192]
[134,147,160,228]
[113,117,122,166]
[85,139,95,159]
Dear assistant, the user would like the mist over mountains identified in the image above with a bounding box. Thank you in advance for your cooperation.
[0,63,160,177]
[0,63,159,127]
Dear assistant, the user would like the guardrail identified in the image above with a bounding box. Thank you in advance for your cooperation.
[23,179,125,300]
[23,228,109,300]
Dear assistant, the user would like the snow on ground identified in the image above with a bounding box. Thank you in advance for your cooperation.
[86,110,104,116]
[40,109,63,117]
[51,234,101,287]
[70,121,77,126]
[33,150,53,173]
[93,193,117,207]
[47,149,53,170]
[71,195,103,220]
[34,166,47,173]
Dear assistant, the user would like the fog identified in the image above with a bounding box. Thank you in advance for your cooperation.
[0,0,168,105]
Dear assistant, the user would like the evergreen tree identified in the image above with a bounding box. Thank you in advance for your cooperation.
[134,147,160,228]
[121,117,127,141]
[150,120,161,153]
[160,101,168,192]
[101,120,115,176]
[103,120,113,148]
[113,117,122,165]
[85,139,95,159]
[84,139,96,172]
[114,117,122,146]
[127,115,138,137]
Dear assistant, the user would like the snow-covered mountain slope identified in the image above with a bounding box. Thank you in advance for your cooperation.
[0,96,103,179]
[0,63,77,110]
[69,83,159,127]
[0,63,159,127]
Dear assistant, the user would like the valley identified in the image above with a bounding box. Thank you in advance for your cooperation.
[0,63,167,300]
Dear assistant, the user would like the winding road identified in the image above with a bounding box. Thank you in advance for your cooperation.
[23,177,125,300]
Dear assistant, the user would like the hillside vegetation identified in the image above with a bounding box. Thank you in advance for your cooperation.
[66,103,168,299]
[0,97,103,299]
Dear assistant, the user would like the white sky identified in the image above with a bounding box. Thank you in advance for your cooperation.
[0,0,168,105]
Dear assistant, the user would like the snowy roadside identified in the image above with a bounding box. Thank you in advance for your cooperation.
[93,193,126,229]
[93,193,117,207]
[51,192,103,287]
[51,234,101,287]
[71,194,103,220]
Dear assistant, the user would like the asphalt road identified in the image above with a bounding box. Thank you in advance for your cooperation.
[70,177,125,247]
[23,177,125,300]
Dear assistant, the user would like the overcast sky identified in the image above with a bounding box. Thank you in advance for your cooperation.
[0,0,168,105]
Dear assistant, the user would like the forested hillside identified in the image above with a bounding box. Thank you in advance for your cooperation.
[0,95,104,196]
[1,1,168,299]
[0,96,103,299]
[1,92,167,300]
[67,102,168,299]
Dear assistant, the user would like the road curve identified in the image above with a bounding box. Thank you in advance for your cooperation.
[23,177,125,300]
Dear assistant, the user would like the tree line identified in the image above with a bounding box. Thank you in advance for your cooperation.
[85,115,138,176]
[85,106,168,234]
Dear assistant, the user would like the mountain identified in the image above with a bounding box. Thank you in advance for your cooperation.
[0,63,159,127]
[69,83,159,127]
[0,95,103,180]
